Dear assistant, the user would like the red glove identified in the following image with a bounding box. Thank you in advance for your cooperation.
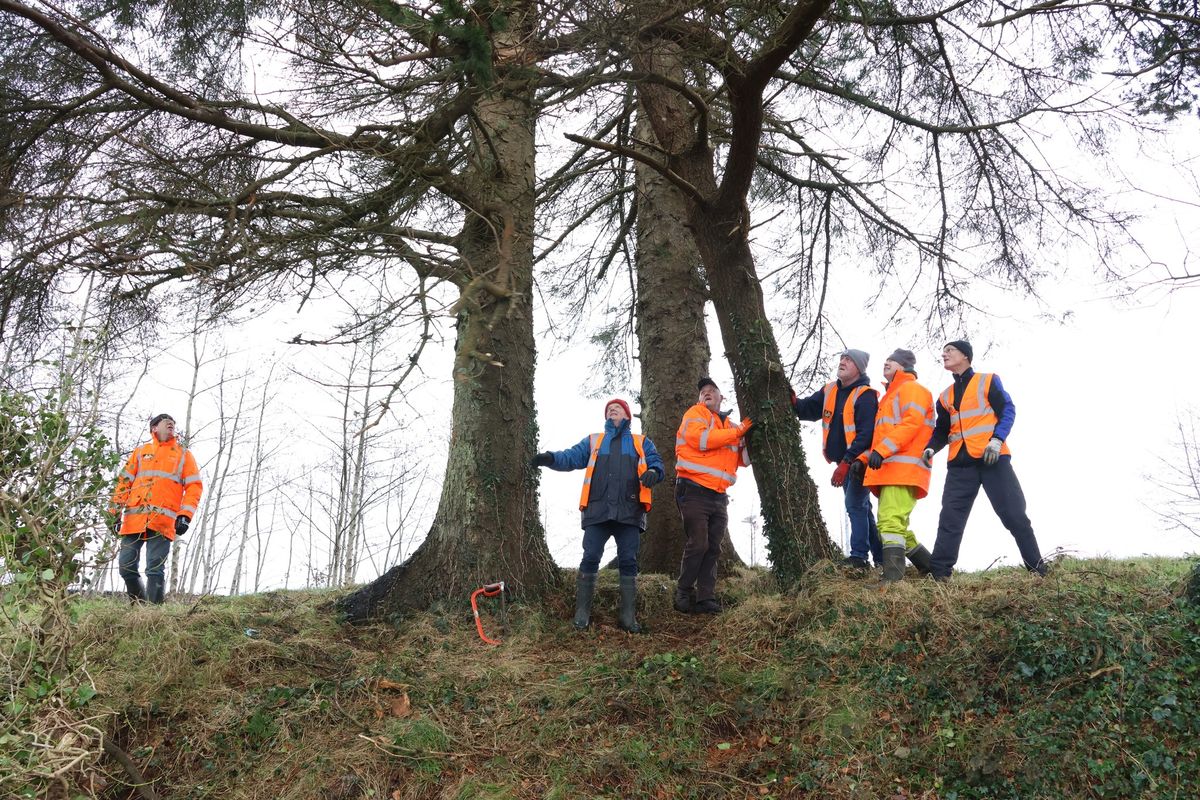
[831,462,850,487]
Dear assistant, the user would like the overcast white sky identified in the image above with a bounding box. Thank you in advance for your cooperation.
[121,111,1200,590]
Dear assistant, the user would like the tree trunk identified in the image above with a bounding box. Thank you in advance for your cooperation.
[338,3,558,620]
[632,110,743,574]
[633,12,837,585]
[690,206,837,581]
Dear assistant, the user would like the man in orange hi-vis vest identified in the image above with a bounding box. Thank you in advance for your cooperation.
[923,340,1046,581]
[673,377,752,615]
[110,413,202,604]
[531,398,665,633]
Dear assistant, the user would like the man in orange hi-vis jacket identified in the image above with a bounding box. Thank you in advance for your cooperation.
[110,413,202,604]
[855,349,935,583]
[673,377,752,615]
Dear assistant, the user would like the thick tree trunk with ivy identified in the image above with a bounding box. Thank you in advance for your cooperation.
[633,91,743,574]
[338,5,558,621]
[627,1,838,585]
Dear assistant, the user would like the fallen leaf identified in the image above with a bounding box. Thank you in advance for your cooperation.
[390,692,412,718]
[378,679,407,691]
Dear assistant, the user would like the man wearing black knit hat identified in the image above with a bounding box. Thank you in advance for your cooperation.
[923,341,1047,580]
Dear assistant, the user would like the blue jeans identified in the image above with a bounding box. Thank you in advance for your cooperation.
[844,471,883,563]
[580,521,641,577]
[118,532,172,581]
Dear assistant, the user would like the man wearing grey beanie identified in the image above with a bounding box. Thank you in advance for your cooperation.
[792,349,883,570]
[855,350,936,581]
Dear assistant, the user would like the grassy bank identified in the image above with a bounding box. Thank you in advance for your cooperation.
[15,558,1200,798]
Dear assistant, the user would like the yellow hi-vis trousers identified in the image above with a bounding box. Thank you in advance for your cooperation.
[877,485,920,551]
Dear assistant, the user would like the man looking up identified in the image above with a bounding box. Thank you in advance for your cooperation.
[673,377,752,614]
[531,398,665,632]
[856,350,935,582]
[792,349,883,571]
[923,341,1046,581]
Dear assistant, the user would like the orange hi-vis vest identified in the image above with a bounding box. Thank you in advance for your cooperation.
[675,403,749,494]
[940,372,1012,460]
[579,432,652,511]
[110,436,203,541]
[861,371,935,499]
[821,382,876,462]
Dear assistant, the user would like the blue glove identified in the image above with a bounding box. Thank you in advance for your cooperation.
[867,450,884,470]
[640,469,662,488]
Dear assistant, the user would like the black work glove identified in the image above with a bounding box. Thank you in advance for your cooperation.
[111,513,123,536]
[531,452,554,468]
[867,450,884,470]
[174,516,190,537]
[849,459,865,480]
[640,469,662,488]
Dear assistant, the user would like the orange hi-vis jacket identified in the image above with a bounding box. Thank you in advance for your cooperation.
[821,382,877,462]
[579,432,653,511]
[861,371,935,499]
[940,372,1012,461]
[110,435,203,540]
[675,403,750,494]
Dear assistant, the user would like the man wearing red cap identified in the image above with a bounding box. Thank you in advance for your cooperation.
[531,398,665,633]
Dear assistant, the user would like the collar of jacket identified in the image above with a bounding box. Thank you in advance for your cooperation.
[839,373,872,390]
[952,367,976,388]
[885,370,918,392]
[603,418,630,436]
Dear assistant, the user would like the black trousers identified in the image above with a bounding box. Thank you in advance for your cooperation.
[675,481,728,601]
[929,458,1044,578]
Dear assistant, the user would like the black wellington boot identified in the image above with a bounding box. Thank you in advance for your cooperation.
[146,575,166,605]
[124,576,146,604]
[574,572,598,630]
[906,544,933,576]
[882,546,907,583]
[618,575,643,634]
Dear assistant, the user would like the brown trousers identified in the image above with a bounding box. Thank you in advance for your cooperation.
[675,480,728,601]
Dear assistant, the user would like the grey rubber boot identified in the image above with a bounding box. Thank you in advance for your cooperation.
[573,572,598,630]
[124,577,146,604]
[146,575,166,605]
[882,546,907,582]
[906,544,933,576]
[618,575,643,633]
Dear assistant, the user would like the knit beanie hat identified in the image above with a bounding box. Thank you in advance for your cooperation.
[945,340,974,361]
[604,398,631,420]
[886,349,917,372]
[149,413,175,428]
[841,349,869,375]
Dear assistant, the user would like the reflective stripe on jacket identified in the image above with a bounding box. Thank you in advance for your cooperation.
[822,382,875,462]
[861,371,935,499]
[580,432,652,511]
[940,372,1012,461]
[110,437,203,540]
[675,403,748,494]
